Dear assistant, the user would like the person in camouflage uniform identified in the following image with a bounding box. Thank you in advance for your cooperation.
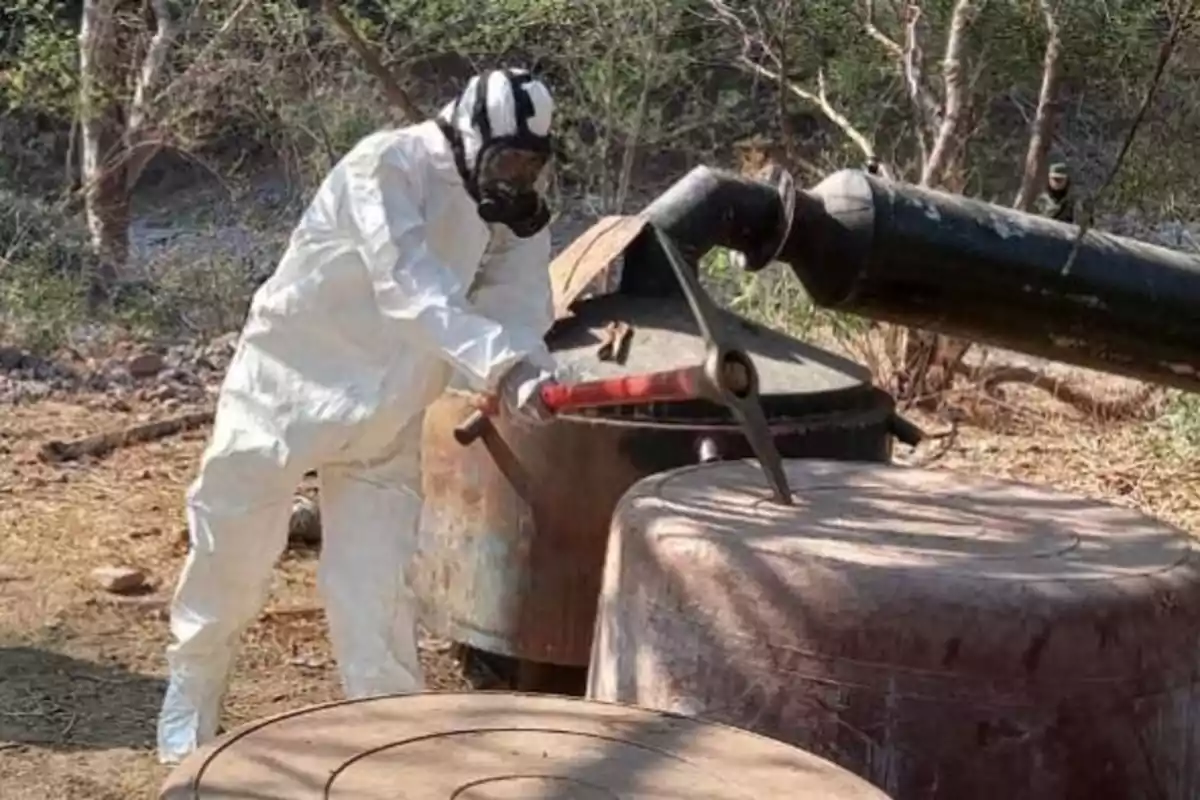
[1036,162,1074,223]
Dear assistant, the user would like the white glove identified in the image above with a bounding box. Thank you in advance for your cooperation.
[498,359,556,424]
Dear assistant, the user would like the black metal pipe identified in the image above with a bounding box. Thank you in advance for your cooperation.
[618,166,788,297]
[621,165,1200,392]
[777,169,1200,393]
[888,414,925,447]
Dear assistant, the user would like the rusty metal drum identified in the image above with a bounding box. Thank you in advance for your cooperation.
[159,692,893,799]
[588,459,1200,800]
[415,293,898,673]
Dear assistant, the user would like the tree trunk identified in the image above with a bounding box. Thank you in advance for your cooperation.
[1013,0,1063,211]
[321,0,423,123]
[899,0,980,405]
[79,0,131,292]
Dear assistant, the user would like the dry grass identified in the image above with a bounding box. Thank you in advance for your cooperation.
[1,378,1198,798]
[918,381,1200,534]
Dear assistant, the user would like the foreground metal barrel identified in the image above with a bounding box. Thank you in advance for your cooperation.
[161,693,893,798]
[415,293,897,683]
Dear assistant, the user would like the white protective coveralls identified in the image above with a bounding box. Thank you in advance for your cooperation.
[157,69,558,763]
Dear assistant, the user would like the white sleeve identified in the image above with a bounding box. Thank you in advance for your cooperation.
[471,223,556,373]
[354,147,545,392]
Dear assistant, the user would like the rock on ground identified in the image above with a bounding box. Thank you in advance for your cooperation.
[90,565,150,595]
[288,494,322,547]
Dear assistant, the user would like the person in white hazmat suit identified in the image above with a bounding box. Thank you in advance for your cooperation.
[156,68,561,763]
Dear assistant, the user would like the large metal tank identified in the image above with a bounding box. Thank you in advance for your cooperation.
[415,292,900,688]
[161,693,893,798]
[589,459,1200,799]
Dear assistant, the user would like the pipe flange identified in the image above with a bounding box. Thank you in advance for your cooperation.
[740,166,797,273]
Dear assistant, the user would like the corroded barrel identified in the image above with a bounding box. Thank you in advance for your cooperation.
[590,459,1200,799]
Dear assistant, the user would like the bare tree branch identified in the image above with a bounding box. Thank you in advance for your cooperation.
[706,0,877,159]
[321,0,423,123]
[752,63,877,160]
[862,0,905,58]
[893,1,981,403]
[78,0,127,279]
[954,362,1162,422]
[894,2,943,138]
[126,0,175,135]
[1060,0,1196,276]
[152,0,255,106]
[1012,0,1063,211]
[920,0,979,186]
[614,5,661,213]
[123,0,181,191]
[901,5,932,161]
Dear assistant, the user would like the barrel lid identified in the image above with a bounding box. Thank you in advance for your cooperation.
[613,460,1200,683]
[635,459,1194,584]
[548,294,875,420]
[160,692,891,799]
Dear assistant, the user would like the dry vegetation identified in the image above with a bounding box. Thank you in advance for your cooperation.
[3,0,1200,796]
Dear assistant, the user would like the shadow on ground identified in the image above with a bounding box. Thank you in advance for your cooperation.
[0,646,164,751]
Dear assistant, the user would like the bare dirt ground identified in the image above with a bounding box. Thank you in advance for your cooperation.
[0,395,470,798]
[1,372,1198,798]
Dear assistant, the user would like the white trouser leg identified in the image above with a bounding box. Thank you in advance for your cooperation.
[317,417,426,698]
[157,435,297,763]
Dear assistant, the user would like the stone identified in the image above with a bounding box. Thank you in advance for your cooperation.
[91,565,149,595]
[0,346,25,370]
[127,352,166,379]
[287,494,322,546]
[146,382,179,402]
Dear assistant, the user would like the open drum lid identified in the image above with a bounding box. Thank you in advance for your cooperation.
[160,692,891,799]
[547,294,876,419]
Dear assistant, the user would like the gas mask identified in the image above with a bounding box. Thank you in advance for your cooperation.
[437,69,555,239]
[474,144,551,238]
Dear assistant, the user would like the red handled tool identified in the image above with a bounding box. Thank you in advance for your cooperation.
[453,225,794,505]
[453,358,746,444]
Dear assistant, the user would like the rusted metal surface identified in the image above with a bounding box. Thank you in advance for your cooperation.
[589,459,1200,799]
[415,294,895,667]
[547,294,875,410]
[548,215,648,319]
[460,225,797,505]
[161,692,892,798]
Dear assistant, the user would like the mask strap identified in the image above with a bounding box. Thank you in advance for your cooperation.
[472,73,493,143]
[437,92,478,200]
[508,72,535,138]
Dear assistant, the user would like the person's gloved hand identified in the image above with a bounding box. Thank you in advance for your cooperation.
[498,359,557,424]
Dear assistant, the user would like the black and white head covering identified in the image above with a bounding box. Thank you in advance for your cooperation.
[437,69,554,193]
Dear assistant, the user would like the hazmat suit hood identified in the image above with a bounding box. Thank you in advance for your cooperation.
[437,69,555,238]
